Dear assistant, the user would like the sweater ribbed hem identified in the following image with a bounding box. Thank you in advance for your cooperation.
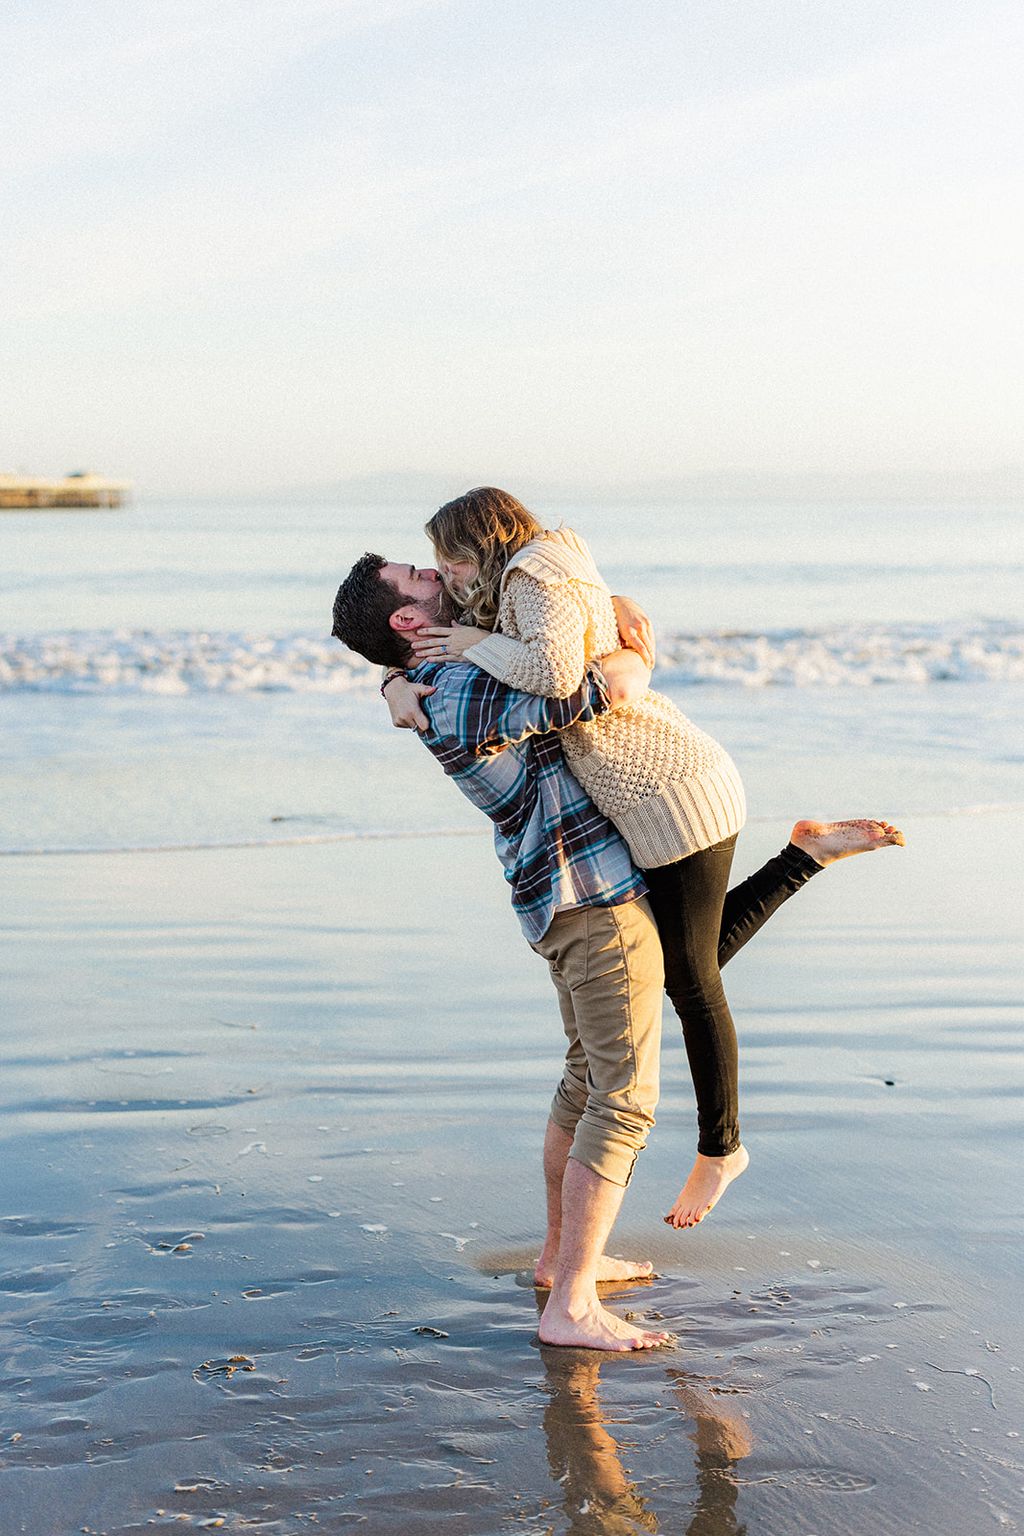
[614,761,747,869]
[462,631,539,684]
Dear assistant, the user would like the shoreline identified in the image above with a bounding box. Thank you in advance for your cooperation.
[2,819,1021,1530]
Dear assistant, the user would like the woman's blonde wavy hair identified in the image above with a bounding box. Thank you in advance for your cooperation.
[426,488,544,630]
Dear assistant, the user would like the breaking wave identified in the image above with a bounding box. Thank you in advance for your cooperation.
[2,621,1023,694]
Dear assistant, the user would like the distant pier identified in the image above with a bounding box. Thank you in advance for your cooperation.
[0,472,131,509]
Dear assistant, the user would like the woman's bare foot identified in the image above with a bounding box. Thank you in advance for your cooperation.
[534,1253,654,1290]
[791,818,905,866]
[539,1296,673,1351]
[664,1146,749,1229]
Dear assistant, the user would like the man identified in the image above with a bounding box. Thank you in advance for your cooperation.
[332,554,672,1352]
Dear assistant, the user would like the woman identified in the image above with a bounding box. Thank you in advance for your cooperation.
[383,488,903,1228]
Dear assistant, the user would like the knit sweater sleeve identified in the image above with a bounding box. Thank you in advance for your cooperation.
[461,570,589,699]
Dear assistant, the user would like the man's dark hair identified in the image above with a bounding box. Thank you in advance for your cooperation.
[332,552,412,669]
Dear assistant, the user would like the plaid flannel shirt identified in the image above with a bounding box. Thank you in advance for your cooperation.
[413,659,645,943]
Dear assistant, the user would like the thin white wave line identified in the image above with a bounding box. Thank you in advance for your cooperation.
[0,827,488,856]
[3,804,1022,857]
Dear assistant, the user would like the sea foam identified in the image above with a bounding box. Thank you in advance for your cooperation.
[1,621,1022,694]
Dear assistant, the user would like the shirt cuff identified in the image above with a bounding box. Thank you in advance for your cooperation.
[584,661,611,714]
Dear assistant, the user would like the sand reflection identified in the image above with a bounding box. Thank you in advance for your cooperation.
[538,1328,753,1534]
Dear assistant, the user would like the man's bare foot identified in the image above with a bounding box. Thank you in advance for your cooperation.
[539,1296,673,1351]
[791,818,905,867]
[664,1146,749,1229]
[533,1253,654,1290]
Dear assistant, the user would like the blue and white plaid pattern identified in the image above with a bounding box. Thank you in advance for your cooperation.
[414,659,645,942]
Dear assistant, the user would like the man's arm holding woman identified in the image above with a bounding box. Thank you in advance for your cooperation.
[432,645,652,759]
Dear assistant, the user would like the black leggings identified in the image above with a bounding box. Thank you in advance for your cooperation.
[643,839,821,1158]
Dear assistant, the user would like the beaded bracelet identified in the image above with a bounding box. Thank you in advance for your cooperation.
[380,671,405,697]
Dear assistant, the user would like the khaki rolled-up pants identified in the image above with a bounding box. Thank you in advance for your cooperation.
[530,896,664,1188]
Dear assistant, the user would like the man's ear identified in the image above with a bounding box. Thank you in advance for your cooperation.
[388,605,420,634]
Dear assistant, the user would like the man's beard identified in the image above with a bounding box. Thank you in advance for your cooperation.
[427,586,457,626]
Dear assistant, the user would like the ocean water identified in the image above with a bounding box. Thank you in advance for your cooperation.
[3,499,1024,1533]
[2,497,1023,852]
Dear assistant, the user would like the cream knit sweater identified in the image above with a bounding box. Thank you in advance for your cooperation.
[462,527,746,869]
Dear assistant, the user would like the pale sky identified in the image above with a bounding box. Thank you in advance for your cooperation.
[2,0,1021,496]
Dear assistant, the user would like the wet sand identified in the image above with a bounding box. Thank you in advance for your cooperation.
[1,815,1021,1533]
